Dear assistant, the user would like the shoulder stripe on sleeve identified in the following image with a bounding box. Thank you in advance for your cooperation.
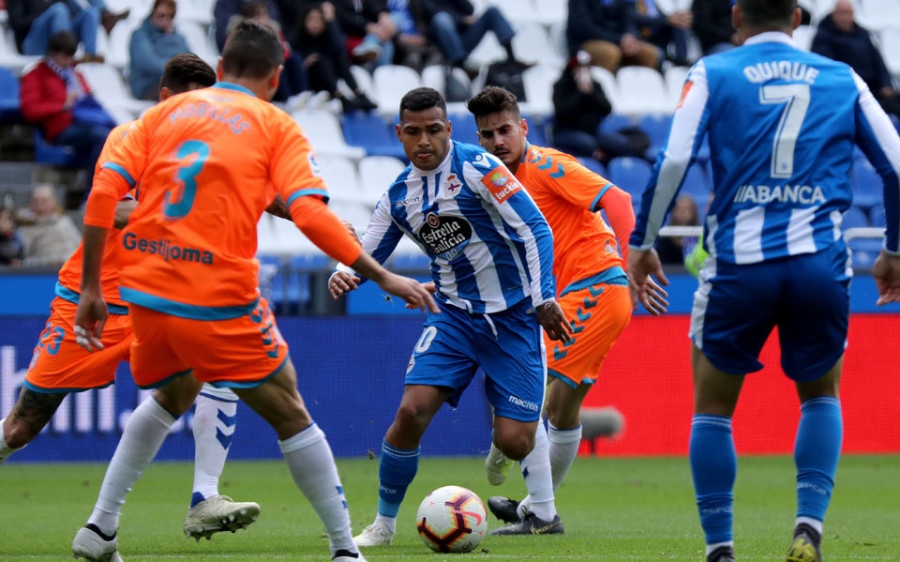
[591,184,612,212]
[286,188,330,206]
[101,162,136,187]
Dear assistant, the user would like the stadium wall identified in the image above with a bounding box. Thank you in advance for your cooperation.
[0,310,897,463]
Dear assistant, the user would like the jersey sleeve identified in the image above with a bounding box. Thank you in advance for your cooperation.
[270,113,362,265]
[83,116,152,229]
[471,155,556,306]
[851,71,900,254]
[630,60,710,251]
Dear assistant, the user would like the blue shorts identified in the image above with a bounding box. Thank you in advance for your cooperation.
[405,298,546,422]
[690,243,851,381]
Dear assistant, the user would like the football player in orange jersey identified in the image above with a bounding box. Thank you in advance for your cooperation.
[70,21,434,562]
[468,86,667,534]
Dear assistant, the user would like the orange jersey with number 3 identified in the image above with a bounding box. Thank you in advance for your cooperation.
[84,83,351,319]
[515,144,625,293]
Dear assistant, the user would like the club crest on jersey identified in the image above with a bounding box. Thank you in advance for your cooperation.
[446,173,462,195]
[482,168,521,204]
[308,153,322,177]
[417,213,472,261]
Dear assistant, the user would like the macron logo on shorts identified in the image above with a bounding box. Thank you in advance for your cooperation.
[508,395,539,412]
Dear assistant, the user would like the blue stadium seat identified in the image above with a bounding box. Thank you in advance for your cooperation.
[680,163,711,206]
[599,113,633,135]
[290,253,330,311]
[33,129,86,167]
[849,239,882,269]
[524,114,549,147]
[577,157,608,178]
[342,112,406,159]
[851,158,884,210]
[607,156,652,200]
[449,112,479,145]
[639,114,672,147]
[842,206,870,229]
[257,255,287,312]
[870,206,886,228]
[0,67,21,122]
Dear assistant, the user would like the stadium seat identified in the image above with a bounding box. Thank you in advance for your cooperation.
[467,32,505,69]
[256,254,288,311]
[858,0,900,31]
[577,157,608,178]
[640,113,673,160]
[520,64,556,117]
[849,238,883,269]
[449,112,480,145]
[534,0,568,27]
[870,206,886,228]
[292,109,365,160]
[179,20,219,69]
[358,155,406,204]
[590,66,623,114]
[33,129,86,167]
[176,0,214,25]
[599,113,634,135]
[842,205,870,230]
[607,156,652,199]
[330,199,373,235]
[615,67,673,116]
[680,163,711,206]
[391,236,430,270]
[512,23,564,68]
[421,65,472,113]
[290,253,330,311]
[0,66,21,122]
[373,65,422,116]
[315,154,363,203]
[851,157,884,210]
[880,28,900,76]
[664,65,690,108]
[0,27,39,72]
[524,114,549,147]
[341,112,406,159]
[97,17,138,69]
[77,62,153,118]
[792,25,815,51]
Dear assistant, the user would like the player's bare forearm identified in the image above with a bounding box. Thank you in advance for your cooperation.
[872,250,900,305]
[80,225,109,295]
[113,199,137,229]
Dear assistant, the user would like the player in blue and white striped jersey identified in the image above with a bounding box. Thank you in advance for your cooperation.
[329,87,571,546]
[628,1,900,561]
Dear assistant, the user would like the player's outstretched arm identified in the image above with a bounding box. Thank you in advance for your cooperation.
[74,224,109,352]
[627,248,669,316]
[872,250,900,306]
[348,252,439,313]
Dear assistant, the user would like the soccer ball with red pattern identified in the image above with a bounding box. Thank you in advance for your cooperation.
[416,485,487,553]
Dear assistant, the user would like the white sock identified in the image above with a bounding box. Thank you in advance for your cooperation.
[279,423,357,557]
[190,385,239,505]
[0,418,23,463]
[518,422,556,521]
[796,516,823,535]
[87,397,176,535]
[548,423,582,492]
[706,541,733,556]
[375,513,397,533]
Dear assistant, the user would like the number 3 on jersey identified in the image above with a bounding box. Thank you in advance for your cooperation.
[163,140,210,220]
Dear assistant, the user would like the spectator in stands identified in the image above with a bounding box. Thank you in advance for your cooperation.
[0,206,25,267]
[20,32,114,197]
[634,0,693,67]
[691,0,739,55]
[418,0,522,73]
[228,1,310,102]
[386,0,441,72]
[214,0,283,51]
[295,3,378,112]
[6,0,128,60]
[811,0,900,120]
[551,51,644,164]
[333,0,395,67]
[567,0,660,72]
[16,184,80,268]
[129,0,190,101]
[656,194,700,265]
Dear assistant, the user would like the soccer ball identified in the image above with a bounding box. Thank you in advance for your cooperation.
[416,485,487,553]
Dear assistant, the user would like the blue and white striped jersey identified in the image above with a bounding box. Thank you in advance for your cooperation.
[341,140,556,314]
[631,32,900,264]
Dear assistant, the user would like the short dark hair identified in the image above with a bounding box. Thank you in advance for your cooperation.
[222,20,283,80]
[399,87,447,122]
[737,0,797,28]
[466,86,521,121]
[47,31,78,56]
[160,53,216,94]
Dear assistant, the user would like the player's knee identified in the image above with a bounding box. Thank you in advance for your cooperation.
[394,402,432,434]
[496,431,534,461]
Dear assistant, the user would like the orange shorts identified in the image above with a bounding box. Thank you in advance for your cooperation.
[546,282,632,387]
[25,297,133,392]
[128,298,289,388]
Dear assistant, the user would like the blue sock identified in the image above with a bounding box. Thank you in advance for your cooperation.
[690,414,736,546]
[377,440,419,518]
[795,396,842,522]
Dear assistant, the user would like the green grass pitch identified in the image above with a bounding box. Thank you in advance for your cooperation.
[1,455,898,560]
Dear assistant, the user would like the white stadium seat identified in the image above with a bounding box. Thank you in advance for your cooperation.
[358,155,407,205]
[373,65,422,116]
[77,62,153,119]
[315,154,363,204]
[615,66,673,116]
[292,109,366,160]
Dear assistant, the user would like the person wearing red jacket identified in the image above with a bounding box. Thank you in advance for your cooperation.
[20,31,113,196]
